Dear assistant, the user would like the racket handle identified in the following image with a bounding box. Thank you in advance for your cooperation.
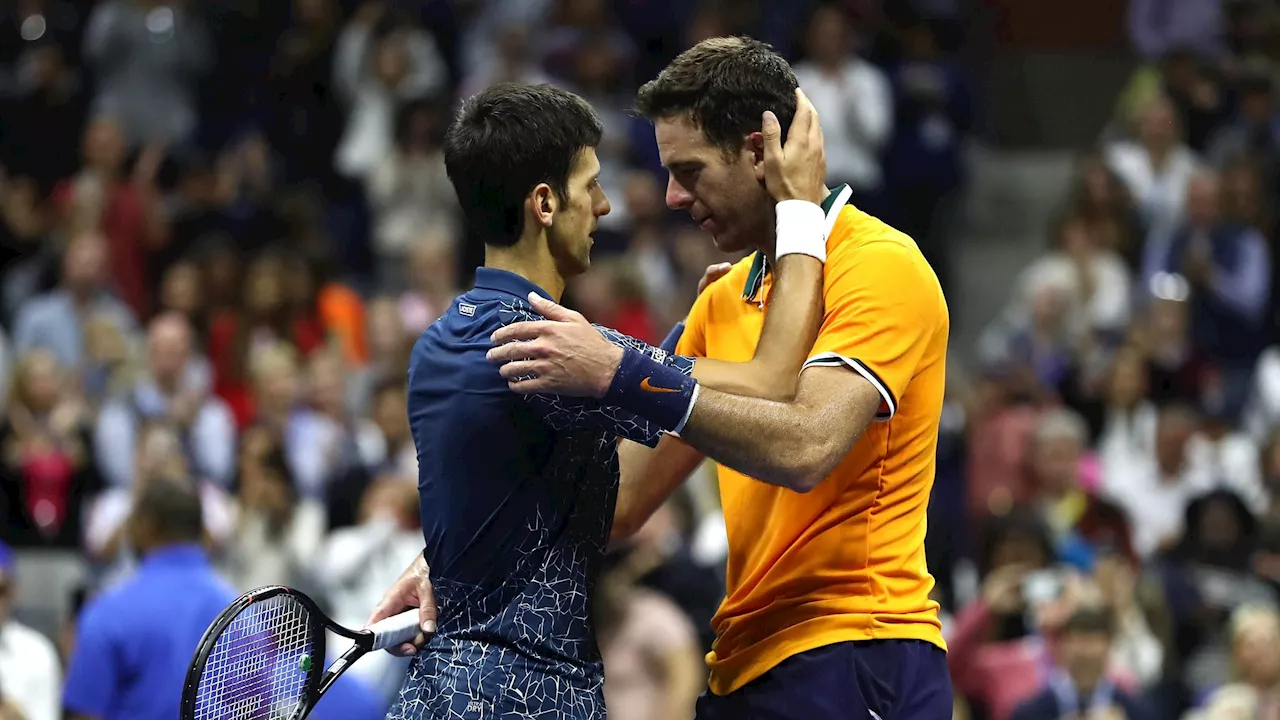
[367,610,424,652]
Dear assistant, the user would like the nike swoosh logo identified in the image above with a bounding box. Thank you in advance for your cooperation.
[640,377,679,393]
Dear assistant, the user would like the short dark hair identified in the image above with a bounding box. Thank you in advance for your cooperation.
[134,477,204,544]
[634,36,798,154]
[444,83,603,248]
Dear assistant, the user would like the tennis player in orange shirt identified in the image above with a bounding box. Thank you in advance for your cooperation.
[485,37,953,719]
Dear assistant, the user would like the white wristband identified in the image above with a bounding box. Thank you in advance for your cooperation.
[774,200,827,263]
[669,383,701,437]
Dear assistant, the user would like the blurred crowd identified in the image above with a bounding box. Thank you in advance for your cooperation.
[24,0,1280,720]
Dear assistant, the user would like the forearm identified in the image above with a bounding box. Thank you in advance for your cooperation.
[690,254,824,401]
[612,436,705,541]
[678,389,843,492]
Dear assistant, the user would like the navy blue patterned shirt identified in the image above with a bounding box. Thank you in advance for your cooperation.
[390,268,692,720]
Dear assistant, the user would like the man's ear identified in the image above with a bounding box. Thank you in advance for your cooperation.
[531,183,556,228]
[748,131,766,181]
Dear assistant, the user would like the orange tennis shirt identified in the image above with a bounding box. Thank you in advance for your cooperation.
[676,185,949,695]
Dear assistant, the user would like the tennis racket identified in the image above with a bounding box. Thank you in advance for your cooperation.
[180,584,420,720]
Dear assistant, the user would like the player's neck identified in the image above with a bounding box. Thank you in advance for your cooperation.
[484,244,566,302]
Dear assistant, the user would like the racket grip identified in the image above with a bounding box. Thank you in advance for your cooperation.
[368,610,424,652]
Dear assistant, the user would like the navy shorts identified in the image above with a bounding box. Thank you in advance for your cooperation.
[694,640,952,720]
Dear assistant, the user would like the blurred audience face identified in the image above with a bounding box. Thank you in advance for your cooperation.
[1137,97,1179,150]
[656,116,774,255]
[1197,494,1246,552]
[1078,157,1120,209]
[81,117,126,172]
[372,384,409,445]
[13,350,61,415]
[307,352,346,417]
[1222,160,1262,223]
[1106,347,1149,409]
[1058,615,1113,693]
[1232,607,1280,688]
[62,231,108,295]
[244,255,286,317]
[1240,86,1274,126]
[201,242,241,309]
[622,171,665,226]
[366,297,408,363]
[373,35,409,87]
[147,313,192,388]
[359,478,418,528]
[294,0,335,27]
[1031,425,1084,496]
[251,345,299,419]
[160,260,204,320]
[407,234,458,295]
[134,422,188,484]
[1056,215,1095,255]
[1155,406,1198,475]
[1184,172,1222,228]
[805,5,850,67]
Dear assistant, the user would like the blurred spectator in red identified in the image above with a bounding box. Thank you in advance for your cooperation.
[794,3,892,211]
[0,350,100,549]
[207,251,325,427]
[284,252,367,367]
[50,117,167,317]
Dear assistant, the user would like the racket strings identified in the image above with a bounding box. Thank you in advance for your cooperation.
[192,594,316,720]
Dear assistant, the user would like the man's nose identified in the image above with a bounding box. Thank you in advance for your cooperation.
[665,175,692,210]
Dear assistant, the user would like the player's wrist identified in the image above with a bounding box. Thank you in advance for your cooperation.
[774,199,826,263]
[603,350,698,433]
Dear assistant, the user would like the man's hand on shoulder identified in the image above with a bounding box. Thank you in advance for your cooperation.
[487,293,623,398]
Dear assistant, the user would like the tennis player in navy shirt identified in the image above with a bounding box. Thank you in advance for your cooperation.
[380,82,829,719]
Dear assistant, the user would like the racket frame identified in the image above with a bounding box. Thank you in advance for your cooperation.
[181,584,381,720]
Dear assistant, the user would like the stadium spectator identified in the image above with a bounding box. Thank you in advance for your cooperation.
[1107,95,1203,243]
[81,0,212,149]
[1009,604,1155,720]
[12,231,136,375]
[793,3,892,209]
[0,541,61,720]
[0,349,101,549]
[94,313,232,490]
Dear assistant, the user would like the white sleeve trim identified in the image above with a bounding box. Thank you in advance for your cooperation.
[802,351,896,421]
